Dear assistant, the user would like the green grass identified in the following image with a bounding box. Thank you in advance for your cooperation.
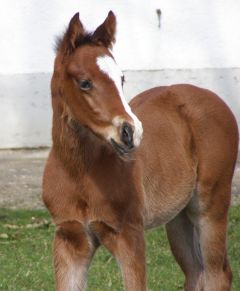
[0,206,239,290]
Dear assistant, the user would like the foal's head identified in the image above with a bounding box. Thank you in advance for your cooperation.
[53,11,143,155]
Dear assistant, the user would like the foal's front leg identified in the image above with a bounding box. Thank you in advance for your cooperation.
[116,230,147,291]
[92,222,147,291]
[54,221,97,291]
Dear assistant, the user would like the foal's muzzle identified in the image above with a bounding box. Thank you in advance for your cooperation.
[111,122,134,155]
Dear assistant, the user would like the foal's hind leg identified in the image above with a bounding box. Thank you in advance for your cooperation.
[190,181,233,291]
[166,210,204,290]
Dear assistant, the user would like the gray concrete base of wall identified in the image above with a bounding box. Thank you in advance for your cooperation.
[0,68,239,148]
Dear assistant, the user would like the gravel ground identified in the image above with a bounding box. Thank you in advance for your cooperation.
[0,149,239,209]
[0,149,48,209]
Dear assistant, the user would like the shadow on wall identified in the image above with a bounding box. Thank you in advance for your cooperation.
[0,68,239,149]
[0,73,52,148]
[124,68,240,125]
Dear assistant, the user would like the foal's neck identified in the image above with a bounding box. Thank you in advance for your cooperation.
[52,100,107,177]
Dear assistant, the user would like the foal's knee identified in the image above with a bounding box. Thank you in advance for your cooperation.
[203,254,232,291]
[55,221,91,257]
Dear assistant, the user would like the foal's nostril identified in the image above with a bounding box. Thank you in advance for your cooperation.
[121,122,134,149]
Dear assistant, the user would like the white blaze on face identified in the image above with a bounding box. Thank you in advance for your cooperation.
[96,55,143,147]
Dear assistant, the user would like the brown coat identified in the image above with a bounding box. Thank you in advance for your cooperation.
[43,11,239,291]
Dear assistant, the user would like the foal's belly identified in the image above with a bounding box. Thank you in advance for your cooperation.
[143,186,194,229]
[140,159,196,229]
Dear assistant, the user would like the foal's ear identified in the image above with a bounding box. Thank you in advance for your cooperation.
[61,12,85,54]
[92,11,116,48]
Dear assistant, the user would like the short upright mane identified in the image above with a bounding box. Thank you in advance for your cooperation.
[54,31,94,54]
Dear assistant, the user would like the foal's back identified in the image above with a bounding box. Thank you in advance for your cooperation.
[131,84,239,228]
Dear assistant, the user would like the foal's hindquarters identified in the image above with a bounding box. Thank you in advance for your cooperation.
[135,84,239,291]
[43,85,238,291]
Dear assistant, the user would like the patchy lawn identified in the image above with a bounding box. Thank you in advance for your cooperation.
[0,206,239,290]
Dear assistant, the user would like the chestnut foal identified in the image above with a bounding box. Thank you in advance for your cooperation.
[43,11,239,291]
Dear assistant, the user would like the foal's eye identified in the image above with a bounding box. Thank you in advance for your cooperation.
[79,79,92,91]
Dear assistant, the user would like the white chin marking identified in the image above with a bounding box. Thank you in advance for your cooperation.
[96,55,143,147]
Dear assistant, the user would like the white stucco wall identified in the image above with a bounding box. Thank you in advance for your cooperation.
[0,0,240,148]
